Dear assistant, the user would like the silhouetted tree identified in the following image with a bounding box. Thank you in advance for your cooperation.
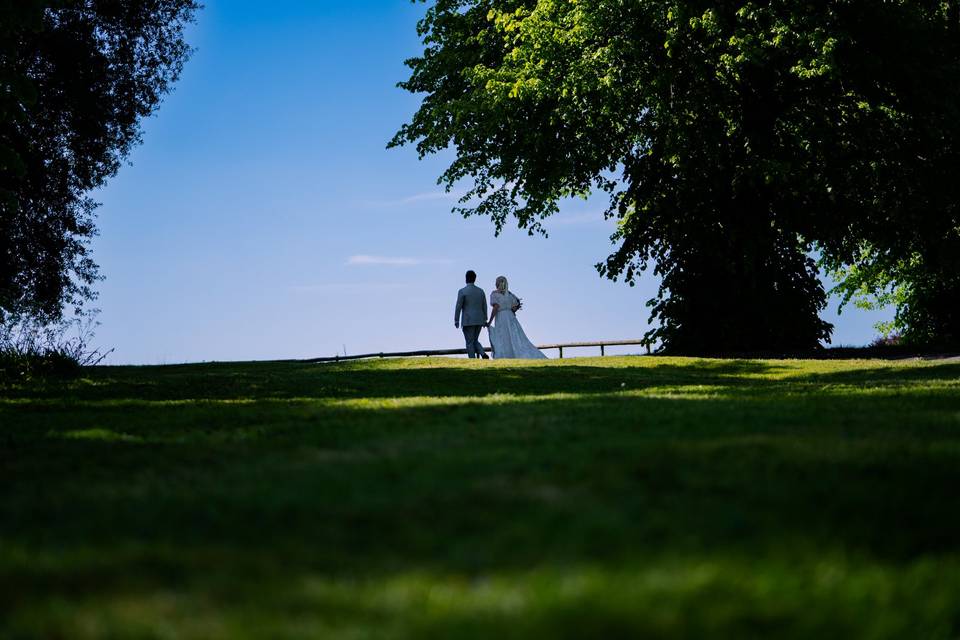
[392,1,960,352]
[0,0,199,324]
[818,0,960,348]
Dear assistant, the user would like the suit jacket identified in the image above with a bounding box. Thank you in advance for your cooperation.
[455,283,488,327]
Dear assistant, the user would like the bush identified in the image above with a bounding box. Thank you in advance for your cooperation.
[0,312,111,382]
[868,333,903,349]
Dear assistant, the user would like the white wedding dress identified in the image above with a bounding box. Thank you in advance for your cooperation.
[488,291,548,359]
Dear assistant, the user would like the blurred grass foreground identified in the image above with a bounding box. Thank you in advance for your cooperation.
[2,355,960,638]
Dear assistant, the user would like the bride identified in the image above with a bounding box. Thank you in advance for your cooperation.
[487,276,547,359]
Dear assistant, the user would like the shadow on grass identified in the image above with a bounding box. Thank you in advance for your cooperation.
[3,359,778,401]
[2,359,960,637]
[7,358,960,404]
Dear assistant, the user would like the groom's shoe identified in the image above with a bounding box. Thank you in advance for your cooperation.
[480,350,490,360]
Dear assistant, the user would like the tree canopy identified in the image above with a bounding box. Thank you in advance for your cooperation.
[392,0,960,351]
[0,0,199,324]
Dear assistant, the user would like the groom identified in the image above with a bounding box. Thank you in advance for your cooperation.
[454,270,489,359]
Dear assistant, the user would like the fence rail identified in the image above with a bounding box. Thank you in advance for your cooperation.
[304,339,649,363]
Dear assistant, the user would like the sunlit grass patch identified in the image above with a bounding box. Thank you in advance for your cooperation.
[56,427,144,443]
[6,553,958,639]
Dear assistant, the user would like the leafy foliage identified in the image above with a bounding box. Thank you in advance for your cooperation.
[0,0,199,325]
[392,0,960,351]
[827,247,960,347]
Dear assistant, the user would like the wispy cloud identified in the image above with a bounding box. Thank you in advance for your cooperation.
[398,190,464,205]
[361,189,468,208]
[346,255,453,267]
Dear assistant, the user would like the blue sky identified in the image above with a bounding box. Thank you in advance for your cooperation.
[91,0,892,364]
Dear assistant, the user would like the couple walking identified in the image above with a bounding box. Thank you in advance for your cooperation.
[454,270,547,360]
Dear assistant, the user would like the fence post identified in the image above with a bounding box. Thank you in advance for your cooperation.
[601,344,605,357]
[559,346,563,359]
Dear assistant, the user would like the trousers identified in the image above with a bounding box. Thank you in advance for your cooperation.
[462,325,486,358]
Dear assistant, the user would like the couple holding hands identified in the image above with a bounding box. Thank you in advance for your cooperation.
[454,270,547,360]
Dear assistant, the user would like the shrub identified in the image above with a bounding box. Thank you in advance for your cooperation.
[868,333,903,349]
[0,312,111,382]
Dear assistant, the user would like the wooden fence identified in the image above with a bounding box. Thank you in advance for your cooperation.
[304,339,649,363]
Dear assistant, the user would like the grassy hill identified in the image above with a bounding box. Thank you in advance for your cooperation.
[2,356,960,638]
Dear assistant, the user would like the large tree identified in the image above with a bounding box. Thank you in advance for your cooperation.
[392,0,960,352]
[821,1,960,347]
[0,0,199,324]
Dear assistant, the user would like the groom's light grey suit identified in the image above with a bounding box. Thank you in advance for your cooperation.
[455,283,488,358]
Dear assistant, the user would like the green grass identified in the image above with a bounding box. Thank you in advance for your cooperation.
[2,355,960,639]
